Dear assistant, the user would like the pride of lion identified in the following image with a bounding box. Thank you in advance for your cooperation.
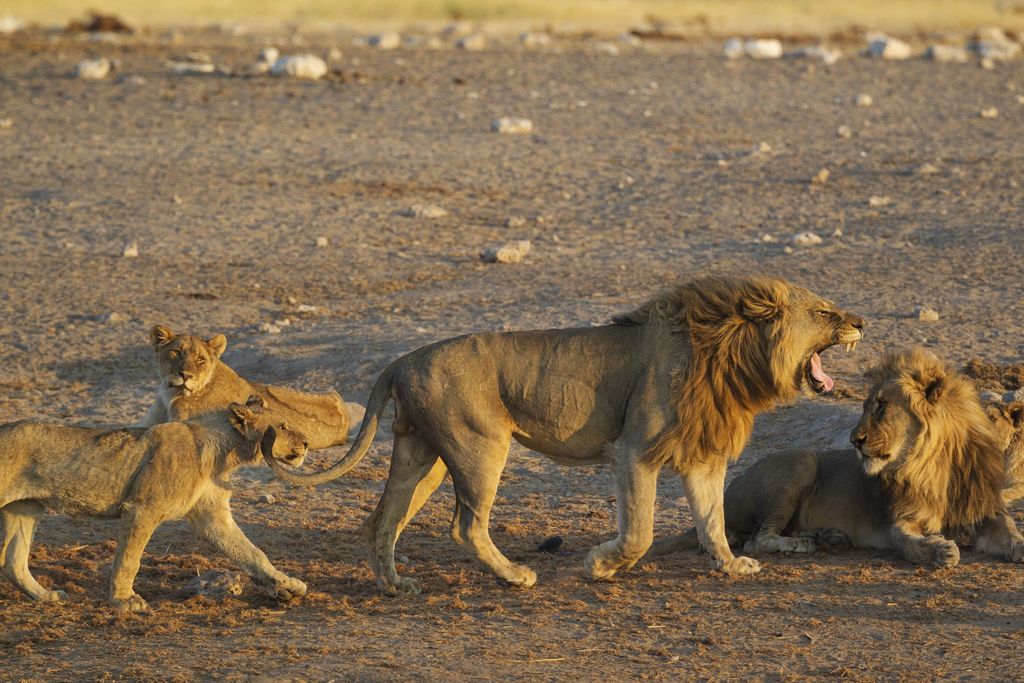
[2,273,1023,612]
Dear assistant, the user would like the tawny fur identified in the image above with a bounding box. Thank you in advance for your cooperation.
[264,275,863,594]
[0,400,310,612]
[986,400,1024,505]
[138,325,356,450]
[649,348,1024,568]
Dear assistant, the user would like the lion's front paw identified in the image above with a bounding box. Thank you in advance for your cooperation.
[1007,541,1024,563]
[719,555,761,575]
[929,537,960,568]
[584,547,623,581]
[380,576,422,596]
[112,594,149,613]
[268,576,307,601]
[44,589,69,603]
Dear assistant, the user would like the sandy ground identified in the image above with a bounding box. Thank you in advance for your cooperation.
[2,25,1024,681]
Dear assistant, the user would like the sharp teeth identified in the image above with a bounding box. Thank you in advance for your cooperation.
[852,340,858,351]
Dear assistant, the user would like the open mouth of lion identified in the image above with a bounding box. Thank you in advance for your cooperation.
[804,339,859,394]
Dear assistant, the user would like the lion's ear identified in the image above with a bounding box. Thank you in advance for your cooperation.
[151,325,175,348]
[739,295,783,323]
[207,334,227,358]
[245,394,267,410]
[228,402,255,432]
[1009,402,1024,429]
[922,370,946,404]
[986,404,1007,423]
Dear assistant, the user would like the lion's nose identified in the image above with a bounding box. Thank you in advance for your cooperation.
[848,314,866,331]
[180,371,194,380]
[851,432,866,449]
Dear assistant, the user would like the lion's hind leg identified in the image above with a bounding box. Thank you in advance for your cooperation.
[740,450,821,556]
[1,501,67,602]
[443,433,537,589]
[364,432,448,596]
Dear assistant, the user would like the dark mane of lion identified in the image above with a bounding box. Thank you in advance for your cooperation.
[874,348,1006,531]
[614,275,799,472]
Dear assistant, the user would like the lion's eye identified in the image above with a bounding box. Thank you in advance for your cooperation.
[281,421,290,431]
[197,357,206,365]
[815,310,832,317]
[875,399,886,416]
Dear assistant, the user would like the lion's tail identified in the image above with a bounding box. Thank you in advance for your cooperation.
[646,529,701,557]
[262,362,397,486]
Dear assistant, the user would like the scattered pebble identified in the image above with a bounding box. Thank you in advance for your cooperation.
[760,233,776,242]
[168,61,216,74]
[258,47,280,64]
[520,32,551,47]
[456,33,487,51]
[0,14,23,34]
[481,240,531,264]
[402,204,448,219]
[0,118,12,130]
[914,306,940,322]
[122,242,139,258]
[537,536,563,554]
[1017,94,1024,104]
[782,246,794,254]
[867,195,891,207]
[980,107,999,119]
[593,41,621,56]
[505,215,527,228]
[925,44,969,63]
[492,117,533,134]
[854,93,873,107]
[296,304,317,313]
[368,31,401,50]
[326,47,343,62]
[914,162,940,175]
[259,322,282,334]
[792,232,823,246]
[274,318,291,327]
[187,570,244,598]
[271,54,327,80]
[810,168,830,185]
[76,57,111,80]
[258,493,276,505]
[724,38,783,60]
[314,235,329,247]
[836,125,852,138]
[867,34,913,60]
[831,227,843,237]
[106,312,128,324]
[793,45,842,65]
[981,58,996,70]
[969,27,1021,62]
[753,141,772,155]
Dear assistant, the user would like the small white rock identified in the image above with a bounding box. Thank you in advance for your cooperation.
[274,318,291,327]
[980,107,999,119]
[782,245,794,254]
[481,240,531,264]
[326,47,343,62]
[792,232,823,246]
[505,215,527,228]
[836,125,853,138]
[76,57,111,80]
[760,233,776,243]
[925,44,969,63]
[867,34,913,60]
[914,162,940,175]
[403,204,448,219]
[296,304,317,313]
[259,322,282,334]
[122,242,139,258]
[368,31,401,50]
[456,33,487,51]
[258,493,276,504]
[744,38,783,60]
[520,32,551,47]
[492,117,533,134]
[314,235,329,247]
[811,168,830,185]
[867,195,891,207]
[106,312,128,324]
[969,28,1021,61]
[854,93,873,107]
[271,54,328,80]
[593,41,621,56]
[914,306,940,322]
[0,118,12,130]
[168,61,216,74]
[831,227,843,237]
[793,45,842,65]
[258,47,280,64]
[0,14,23,34]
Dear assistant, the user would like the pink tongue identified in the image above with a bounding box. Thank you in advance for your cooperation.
[810,352,834,391]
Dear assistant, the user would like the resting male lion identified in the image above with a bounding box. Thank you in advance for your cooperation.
[987,400,1024,505]
[138,325,361,449]
[0,397,309,612]
[265,275,864,594]
[649,348,1024,567]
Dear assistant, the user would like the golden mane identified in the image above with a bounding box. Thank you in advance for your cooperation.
[614,275,805,472]
[873,348,1006,531]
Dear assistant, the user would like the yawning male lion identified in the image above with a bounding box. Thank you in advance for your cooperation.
[266,275,864,594]
[649,348,1024,567]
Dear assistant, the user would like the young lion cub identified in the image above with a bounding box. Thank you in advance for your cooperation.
[0,397,309,612]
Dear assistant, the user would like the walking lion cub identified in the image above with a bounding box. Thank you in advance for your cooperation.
[0,397,309,612]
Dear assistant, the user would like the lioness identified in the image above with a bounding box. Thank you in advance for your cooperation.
[649,348,1024,567]
[266,275,864,594]
[0,397,309,611]
[139,325,361,449]
[987,400,1024,505]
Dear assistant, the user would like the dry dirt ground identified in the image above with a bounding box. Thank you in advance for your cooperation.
[2,25,1024,681]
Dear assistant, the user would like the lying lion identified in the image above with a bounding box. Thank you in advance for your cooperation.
[987,400,1024,505]
[649,348,1024,568]
[265,275,863,594]
[138,325,362,449]
[0,397,309,612]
